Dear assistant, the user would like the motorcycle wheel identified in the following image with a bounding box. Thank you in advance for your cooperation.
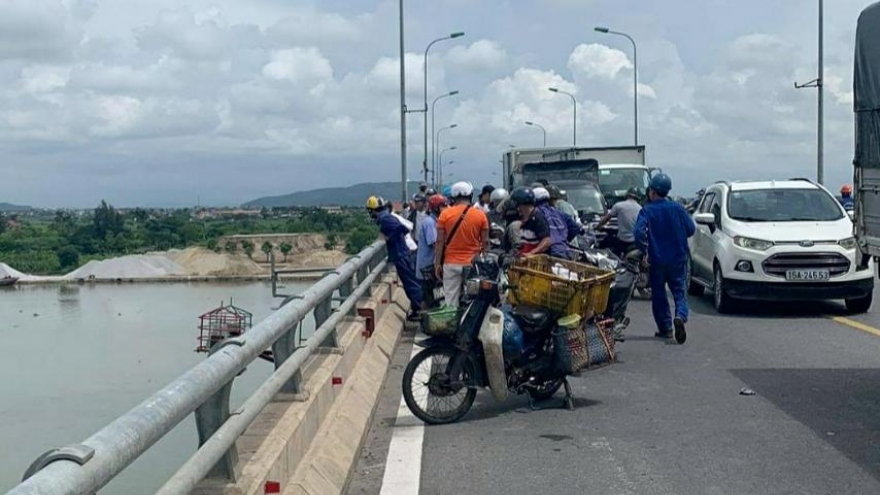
[402,347,477,425]
[527,377,564,401]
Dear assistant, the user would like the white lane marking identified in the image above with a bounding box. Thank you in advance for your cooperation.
[379,344,424,495]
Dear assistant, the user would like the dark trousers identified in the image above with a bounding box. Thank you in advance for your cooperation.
[649,262,689,332]
[394,257,422,312]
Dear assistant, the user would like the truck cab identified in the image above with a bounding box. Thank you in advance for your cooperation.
[598,164,652,206]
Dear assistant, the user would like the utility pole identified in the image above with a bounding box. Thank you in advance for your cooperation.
[794,0,824,185]
[398,0,408,202]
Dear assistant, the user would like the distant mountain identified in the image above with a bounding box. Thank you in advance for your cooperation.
[244,182,423,208]
[0,202,32,212]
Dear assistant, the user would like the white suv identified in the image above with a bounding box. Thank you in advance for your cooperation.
[687,179,874,313]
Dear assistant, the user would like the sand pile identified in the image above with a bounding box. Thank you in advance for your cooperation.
[286,250,348,268]
[162,247,264,276]
[64,255,186,280]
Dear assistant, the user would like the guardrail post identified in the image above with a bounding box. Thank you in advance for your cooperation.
[194,380,238,481]
[272,321,305,395]
[338,274,356,316]
[315,296,338,348]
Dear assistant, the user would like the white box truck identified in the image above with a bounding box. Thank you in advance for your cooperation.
[853,2,880,261]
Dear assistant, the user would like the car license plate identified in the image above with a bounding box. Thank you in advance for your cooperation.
[785,269,830,281]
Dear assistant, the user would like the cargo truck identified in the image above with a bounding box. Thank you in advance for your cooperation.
[853,2,880,262]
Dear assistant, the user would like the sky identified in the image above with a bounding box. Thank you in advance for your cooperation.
[0,0,874,208]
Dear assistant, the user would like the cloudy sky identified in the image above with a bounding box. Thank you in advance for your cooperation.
[0,0,873,207]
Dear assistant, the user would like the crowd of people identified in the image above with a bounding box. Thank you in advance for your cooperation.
[365,173,694,345]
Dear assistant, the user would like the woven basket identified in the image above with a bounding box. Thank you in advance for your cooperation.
[507,255,615,318]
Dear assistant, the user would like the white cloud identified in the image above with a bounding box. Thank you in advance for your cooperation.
[266,9,365,44]
[568,43,632,80]
[445,40,507,70]
[262,47,334,84]
[0,0,83,61]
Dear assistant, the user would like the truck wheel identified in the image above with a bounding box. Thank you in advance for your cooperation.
[687,256,704,296]
[845,293,873,314]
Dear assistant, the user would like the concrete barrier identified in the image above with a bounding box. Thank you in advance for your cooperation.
[191,273,406,495]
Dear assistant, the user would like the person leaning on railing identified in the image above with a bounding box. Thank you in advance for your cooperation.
[367,196,422,321]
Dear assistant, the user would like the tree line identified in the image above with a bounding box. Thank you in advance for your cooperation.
[0,202,378,274]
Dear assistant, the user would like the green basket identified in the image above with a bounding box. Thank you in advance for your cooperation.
[421,305,460,336]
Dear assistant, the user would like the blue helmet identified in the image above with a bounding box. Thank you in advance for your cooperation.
[649,173,672,197]
[441,185,453,197]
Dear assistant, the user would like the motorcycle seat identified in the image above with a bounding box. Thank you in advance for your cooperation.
[512,305,552,331]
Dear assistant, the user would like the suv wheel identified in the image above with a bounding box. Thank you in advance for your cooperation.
[687,256,704,296]
[713,265,735,314]
[845,293,873,314]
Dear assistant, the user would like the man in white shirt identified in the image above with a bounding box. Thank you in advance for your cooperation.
[476,185,495,213]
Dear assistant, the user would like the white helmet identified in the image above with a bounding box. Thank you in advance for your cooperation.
[489,187,509,204]
[533,187,550,202]
[450,181,474,198]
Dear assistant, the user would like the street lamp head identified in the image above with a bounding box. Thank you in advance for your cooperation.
[509,144,516,148]
[450,146,458,150]
[594,26,610,33]
[548,87,559,93]
[448,90,460,96]
[450,32,465,38]
[525,121,534,126]
[449,124,458,129]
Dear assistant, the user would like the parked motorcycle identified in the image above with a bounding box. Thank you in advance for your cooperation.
[569,243,637,341]
[624,246,651,298]
[402,253,572,425]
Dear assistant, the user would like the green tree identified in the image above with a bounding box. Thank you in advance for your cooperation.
[324,233,337,250]
[93,200,124,240]
[0,211,5,234]
[242,240,255,259]
[261,241,273,262]
[279,242,292,261]
[206,238,218,251]
[225,241,237,254]
[56,245,81,270]
[345,227,376,255]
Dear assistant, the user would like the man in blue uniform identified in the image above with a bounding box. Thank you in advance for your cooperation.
[634,174,695,344]
[367,196,422,321]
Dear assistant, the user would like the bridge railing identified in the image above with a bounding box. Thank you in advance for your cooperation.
[7,241,388,495]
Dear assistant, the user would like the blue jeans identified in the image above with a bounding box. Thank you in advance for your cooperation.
[649,262,689,333]
[393,257,422,313]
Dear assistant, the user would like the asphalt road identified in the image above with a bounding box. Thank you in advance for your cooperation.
[349,285,880,495]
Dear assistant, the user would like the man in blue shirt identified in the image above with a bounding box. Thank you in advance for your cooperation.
[367,196,422,320]
[840,184,855,212]
[416,194,446,309]
[634,174,695,344]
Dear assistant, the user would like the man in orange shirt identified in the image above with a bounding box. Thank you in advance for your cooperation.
[434,182,489,307]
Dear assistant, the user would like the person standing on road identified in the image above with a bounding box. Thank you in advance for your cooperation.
[434,182,489,308]
[367,196,422,321]
[597,187,643,256]
[840,184,855,212]
[634,174,695,344]
[476,185,495,213]
[417,195,446,309]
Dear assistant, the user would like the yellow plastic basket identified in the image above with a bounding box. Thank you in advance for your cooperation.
[507,255,615,318]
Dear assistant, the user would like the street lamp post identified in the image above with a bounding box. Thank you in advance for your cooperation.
[793,0,824,185]
[525,121,547,146]
[548,87,577,146]
[439,146,457,185]
[431,90,459,185]
[436,124,457,185]
[398,0,407,202]
[422,33,464,183]
[595,27,639,146]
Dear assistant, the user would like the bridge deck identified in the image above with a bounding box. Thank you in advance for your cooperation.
[351,286,880,495]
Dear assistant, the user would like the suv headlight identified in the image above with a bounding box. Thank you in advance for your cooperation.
[733,236,774,251]
[839,237,857,250]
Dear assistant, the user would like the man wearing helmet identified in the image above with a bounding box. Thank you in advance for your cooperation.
[633,174,695,344]
[434,182,490,307]
[367,196,422,320]
[487,188,509,226]
[596,187,643,256]
[511,187,552,257]
[477,185,495,213]
[533,186,582,259]
[840,184,855,212]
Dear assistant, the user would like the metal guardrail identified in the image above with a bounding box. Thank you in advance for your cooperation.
[7,241,388,495]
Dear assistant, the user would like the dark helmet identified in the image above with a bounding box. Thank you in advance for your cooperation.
[649,173,672,197]
[510,187,536,206]
[546,184,563,200]
[626,187,643,199]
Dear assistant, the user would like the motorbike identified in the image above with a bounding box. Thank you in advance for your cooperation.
[568,242,637,341]
[624,246,651,298]
[402,253,573,425]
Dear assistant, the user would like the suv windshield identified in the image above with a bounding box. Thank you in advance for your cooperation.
[727,188,845,222]
[598,167,650,196]
[563,185,606,216]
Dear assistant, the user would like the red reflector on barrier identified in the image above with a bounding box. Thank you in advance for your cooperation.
[332,377,343,385]
[265,481,281,493]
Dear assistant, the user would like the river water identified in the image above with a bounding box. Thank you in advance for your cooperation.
[0,281,313,494]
